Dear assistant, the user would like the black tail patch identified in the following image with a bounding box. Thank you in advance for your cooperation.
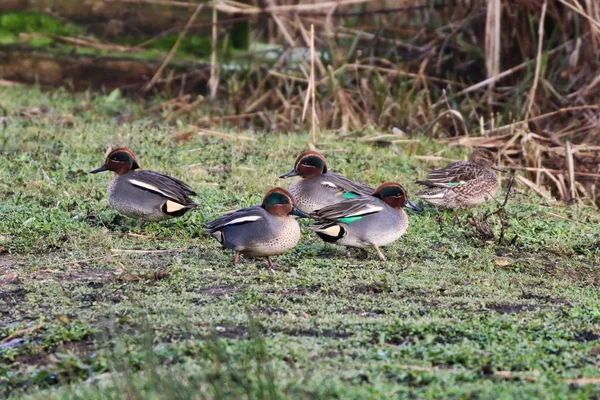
[161,203,193,217]
[315,224,346,243]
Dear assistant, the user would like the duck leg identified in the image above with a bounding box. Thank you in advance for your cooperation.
[452,210,462,227]
[345,248,369,260]
[135,218,143,229]
[358,248,369,260]
[344,247,352,258]
[231,252,240,265]
[374,245,387,262]
[266,257,278,270]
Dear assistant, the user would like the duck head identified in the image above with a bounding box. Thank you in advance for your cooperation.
[373,182,422,212]
[90,148,140,176]
[262,187,310,218]
[469,149,506,172]
[280,151,328,179]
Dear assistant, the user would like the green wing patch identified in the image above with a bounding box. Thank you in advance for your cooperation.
[445,182,463,187]
[338,216,362,224]
[342,192,359,199]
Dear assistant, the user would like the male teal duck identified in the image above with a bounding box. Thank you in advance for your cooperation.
[90,148,196,225]
[310,182,418,261]
[279,150,374,213]
[206,187,310,269]
[416,148,507,209]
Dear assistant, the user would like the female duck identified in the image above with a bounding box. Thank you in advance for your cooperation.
[279,151,374,213]
[416,148,507,209]
[90,148,196,225]
[311,182,418,262]
[206,188,309,269]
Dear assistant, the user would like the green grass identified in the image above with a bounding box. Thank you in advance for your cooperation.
[0,12,245,63]
[0,86,599,399]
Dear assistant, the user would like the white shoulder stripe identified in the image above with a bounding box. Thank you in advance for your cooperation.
[224,216,262,226]
[129,179,171,198]
[346,204,383,217]
[420,192,445,199]
[320,181,338,189]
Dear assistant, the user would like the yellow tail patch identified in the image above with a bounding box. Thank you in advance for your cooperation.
[318,225,342,237]
[165,200,186,212]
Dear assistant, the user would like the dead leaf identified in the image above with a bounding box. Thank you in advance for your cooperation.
[117,273,142,283]
[172,131,196,143]
[1,324,44,344]
[494,370,538,382]
[563,377,600,385]
[1,273,18,282]
[495,257,512,267]
[589,346,600,356]
[153,269,170,280]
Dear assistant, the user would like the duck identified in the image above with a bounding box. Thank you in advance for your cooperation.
[90,148,196,226]
[415,148,507,209]
[206,187,310,269]
[310,182,418,261]
[279,150,375,213]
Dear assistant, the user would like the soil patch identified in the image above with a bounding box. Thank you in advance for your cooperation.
[274,327,352,339]
[0,287,27,314]
[353,282,392,294]
[193,284,242,298]
[574,331,600,342]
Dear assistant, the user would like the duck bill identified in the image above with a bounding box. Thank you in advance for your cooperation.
[90,165,108,174]
[290,207,310,219]
[404,200,423,213]
[279,169,298,179]
[492,165,507,173]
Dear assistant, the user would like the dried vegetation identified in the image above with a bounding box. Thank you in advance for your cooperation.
[1,0,599,206]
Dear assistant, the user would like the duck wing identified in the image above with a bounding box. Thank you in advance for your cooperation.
[415,161,480,188]
[205,206,265,232]
[320,173,375,198]
[311,196,384,224]
[127,170,197,207]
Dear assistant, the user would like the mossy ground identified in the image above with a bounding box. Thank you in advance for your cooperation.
[0,87,599,399]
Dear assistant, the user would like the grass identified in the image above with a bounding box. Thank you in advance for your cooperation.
[0,86,599,399]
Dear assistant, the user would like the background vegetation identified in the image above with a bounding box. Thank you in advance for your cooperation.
[1,0,598,205]
[0,0,599,398]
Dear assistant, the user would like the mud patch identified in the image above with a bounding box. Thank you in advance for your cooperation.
[0,287,27,313]
[353,282,392,294]
[193,284,243,298]
[574,331,600,342]
[0,255,19,274]
[260,307,289,315]
[482,303,553,314]
[274,327,352,339]
[518,292,572,306]
[280,287,309,297]
[208,323,249,339]
[342,309,384,317]
[28,267,115,283]
[8,336,97,369]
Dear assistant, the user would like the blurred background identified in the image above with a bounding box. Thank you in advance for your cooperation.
[0,0,599,206]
